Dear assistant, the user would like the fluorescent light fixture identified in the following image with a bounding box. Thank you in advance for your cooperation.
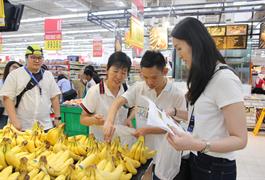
[21,13,87,23]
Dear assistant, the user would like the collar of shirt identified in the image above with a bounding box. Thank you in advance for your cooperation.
[145,78,172,97]
[103,81,125,98]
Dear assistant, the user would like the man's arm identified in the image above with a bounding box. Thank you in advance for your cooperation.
[132,127,166,138]
[104,96,128,141]
[3,96,21,130]
[51,95,60,126]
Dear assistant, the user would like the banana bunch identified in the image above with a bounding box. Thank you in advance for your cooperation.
[46,123,65,146]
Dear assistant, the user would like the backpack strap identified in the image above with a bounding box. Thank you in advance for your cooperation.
[99,80,105,94]
[122,83,128,92]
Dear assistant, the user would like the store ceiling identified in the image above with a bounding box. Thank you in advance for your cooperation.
[1,0,265,58]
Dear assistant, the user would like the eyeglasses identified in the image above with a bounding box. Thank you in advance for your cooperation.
[29,55,43,60]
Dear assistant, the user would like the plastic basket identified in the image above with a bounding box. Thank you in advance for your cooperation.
[60,105,89,136]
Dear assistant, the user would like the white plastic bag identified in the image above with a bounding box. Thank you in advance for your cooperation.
[155,136,182,180]
[114,125,136,146]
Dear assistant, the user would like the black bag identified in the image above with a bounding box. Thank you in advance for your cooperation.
[62,81,77,101]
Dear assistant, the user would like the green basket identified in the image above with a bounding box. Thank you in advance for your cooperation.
[60,105,89,136]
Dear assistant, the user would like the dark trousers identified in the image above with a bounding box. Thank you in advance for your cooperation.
[190,152,236,180]
[0,114,8,129]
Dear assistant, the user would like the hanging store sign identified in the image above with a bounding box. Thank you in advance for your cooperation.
[115,32,122,52]
[149,26,168,50]
[125,31,132,49]
[44,19,62,50]
[259,23,265,49]
[93,39,103,57]
[207,24,248,50]
[130,16,144,49]
[0,0,4,27]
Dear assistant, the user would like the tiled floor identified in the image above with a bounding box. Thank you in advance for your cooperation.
[237,132,265,180]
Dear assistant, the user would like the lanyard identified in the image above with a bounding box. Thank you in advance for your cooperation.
[187,105,195,133]
[24,66,43,95]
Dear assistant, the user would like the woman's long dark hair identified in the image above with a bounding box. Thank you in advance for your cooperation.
[3,61,22,82]
[171,17,226,105]
[57,74,67,82]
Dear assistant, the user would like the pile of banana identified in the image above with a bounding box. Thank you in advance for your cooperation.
[0,123,156,180]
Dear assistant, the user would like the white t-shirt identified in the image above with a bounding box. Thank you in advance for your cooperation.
[190,63,244,160]
[86,79,96,91]
[0,67,61,130]
[81,81,128,141]
[122,79,186,150]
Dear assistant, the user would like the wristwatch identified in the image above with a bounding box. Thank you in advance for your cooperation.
[54,117,61,121]
[200,141,211,153]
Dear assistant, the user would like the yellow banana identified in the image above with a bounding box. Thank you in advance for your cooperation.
[104,159,114,172]
[43,174,50,180]
[145,150,157,159]
[134,141,142,161]
[124,156,140,168]
[28,168,39,179]
[0,166,13,179]
[120,172,132,180]
[0,147,7,168]
[97,159,107,171]
[32,171,45,180]
[139,145,147,164]
[55,174,66,180]
[129,140,139,159]
[79,154,97,169]
[5,148,20,169]
[124,159,137,175]
[7,172,20,180]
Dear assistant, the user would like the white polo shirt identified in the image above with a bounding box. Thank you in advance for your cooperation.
[81,81,128,141]
[190,63,244,160]
[122,79,186,150]
[0,67,61,130]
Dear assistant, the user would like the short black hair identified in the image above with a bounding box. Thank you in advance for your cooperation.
[3,61,23,82]
[84,68,93,77]
[57,74,67,81]
[107,52,131,73]
[140,50,166,70]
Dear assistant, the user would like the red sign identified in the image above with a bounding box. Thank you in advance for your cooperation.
[93,39,102,57]
[44,19,62,33]
[133,0,144,13]
[44,19,62,50]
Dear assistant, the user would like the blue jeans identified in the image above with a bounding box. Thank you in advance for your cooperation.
[190,152,236,180]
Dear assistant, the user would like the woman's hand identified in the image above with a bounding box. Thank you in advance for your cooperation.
[165,107,176,116]
[103,120,115,142]
[167,127,203,151]
[93,114,105,125]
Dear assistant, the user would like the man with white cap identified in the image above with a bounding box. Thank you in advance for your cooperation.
[0,45,61,131]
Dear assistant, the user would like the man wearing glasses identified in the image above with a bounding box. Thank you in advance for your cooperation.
[0,45,61,131]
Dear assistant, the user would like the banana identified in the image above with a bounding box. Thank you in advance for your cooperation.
[79,154,97,169]
[75,143,87,156]
[49,151,69,168]
[139,145,147,164]
[123,156,140,168]
[97,164,123,180]
[43,174,50,180]
[69,150,83,161]
[7,172,20,180]
[129,140,139,159]
[145,150,157,159]
[32,171,45,180]
[0,147,7,168]
[0,166,13,179]
[134,141,142,161]
[28,168,39,179]
[120,172,132,180]
[124,159,137,175]
[5,148,21,169]
[55,175,66,180]
[46,124,64,145]
[97,159,107,171]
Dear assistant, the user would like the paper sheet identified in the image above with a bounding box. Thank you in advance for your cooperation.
[142,96,185,134]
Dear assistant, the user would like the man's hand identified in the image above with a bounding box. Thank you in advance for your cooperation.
[12,119,22,131]
[132,128,147,138]
[93,114,105,125]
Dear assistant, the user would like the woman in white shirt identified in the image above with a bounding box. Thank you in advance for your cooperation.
[0,61,22,128]
[80,52,131,141]
[167,17,247,180]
